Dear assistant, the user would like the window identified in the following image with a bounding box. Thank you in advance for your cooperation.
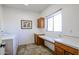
[47,17,54,31]
[46,10,62,32]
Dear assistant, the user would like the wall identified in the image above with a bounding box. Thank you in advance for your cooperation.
[0,5,3,44]
[40,4,79,37]
[3,7,40,45]
[0,5,4,33]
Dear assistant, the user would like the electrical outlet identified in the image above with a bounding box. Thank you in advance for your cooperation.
[70,30,72,33]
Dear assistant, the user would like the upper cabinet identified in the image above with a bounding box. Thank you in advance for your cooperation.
[37,17,45,28]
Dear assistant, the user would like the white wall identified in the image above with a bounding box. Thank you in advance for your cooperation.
[3,7,40,45]
[0,5,4,33]
[40,4,79,37]
[0,5,3,44]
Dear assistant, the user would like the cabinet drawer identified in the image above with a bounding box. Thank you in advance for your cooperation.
[55,42,78,55]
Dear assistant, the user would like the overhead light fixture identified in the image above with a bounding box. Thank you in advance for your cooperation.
[24,4,29,6]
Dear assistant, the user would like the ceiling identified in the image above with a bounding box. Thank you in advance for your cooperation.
[3,4,51,13]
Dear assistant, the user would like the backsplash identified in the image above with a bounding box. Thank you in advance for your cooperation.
[62,35,79,40]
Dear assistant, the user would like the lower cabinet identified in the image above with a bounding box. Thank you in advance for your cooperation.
[2,38,17,55]
[34,34,44,45]
[55,46,64,55]
[55,42,78,55]
[2,39,13,55]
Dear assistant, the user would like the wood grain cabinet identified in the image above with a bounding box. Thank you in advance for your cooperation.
[34,34,44,45]
[55,42,78,55]
[55,46,64,55]
[37,17,45,28]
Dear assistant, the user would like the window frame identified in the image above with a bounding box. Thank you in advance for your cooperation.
[46,9,62,32]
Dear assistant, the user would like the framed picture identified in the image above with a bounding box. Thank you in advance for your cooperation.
[21,20,32,29]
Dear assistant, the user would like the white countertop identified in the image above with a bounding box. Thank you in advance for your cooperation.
[1,35,15,40]
[0,34,15,45]
[39,36,55,43]
[55,38,79,50]
[0,34,15,40]
[39,35,79,50]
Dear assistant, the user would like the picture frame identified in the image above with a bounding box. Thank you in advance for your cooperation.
[21,20,32,29]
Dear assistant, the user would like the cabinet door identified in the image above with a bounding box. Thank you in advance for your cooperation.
[3,39,13,55]
[40,19,44,28]
[36,37,44,45]
[34,34,44,45]
[64,51,73,55]
[37,17,44,28]
[37,19,40,28]
[34,34,38,45]
[55,46,64,55]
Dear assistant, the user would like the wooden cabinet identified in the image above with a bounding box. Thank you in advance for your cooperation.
[34,34,44,45]
[37,17,45,28]
[34,34,37,45]
[55,42,78,55]
[55,46,64,55]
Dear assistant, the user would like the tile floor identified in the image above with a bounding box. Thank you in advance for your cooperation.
[16,44,52,55]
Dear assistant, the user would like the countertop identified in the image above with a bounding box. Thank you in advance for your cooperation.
[0,34,15,40]
[0,34,15,45]
[39,35,55,43]
[39,35,79,50]
[55,38,79,50]
[1,35,15,40]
